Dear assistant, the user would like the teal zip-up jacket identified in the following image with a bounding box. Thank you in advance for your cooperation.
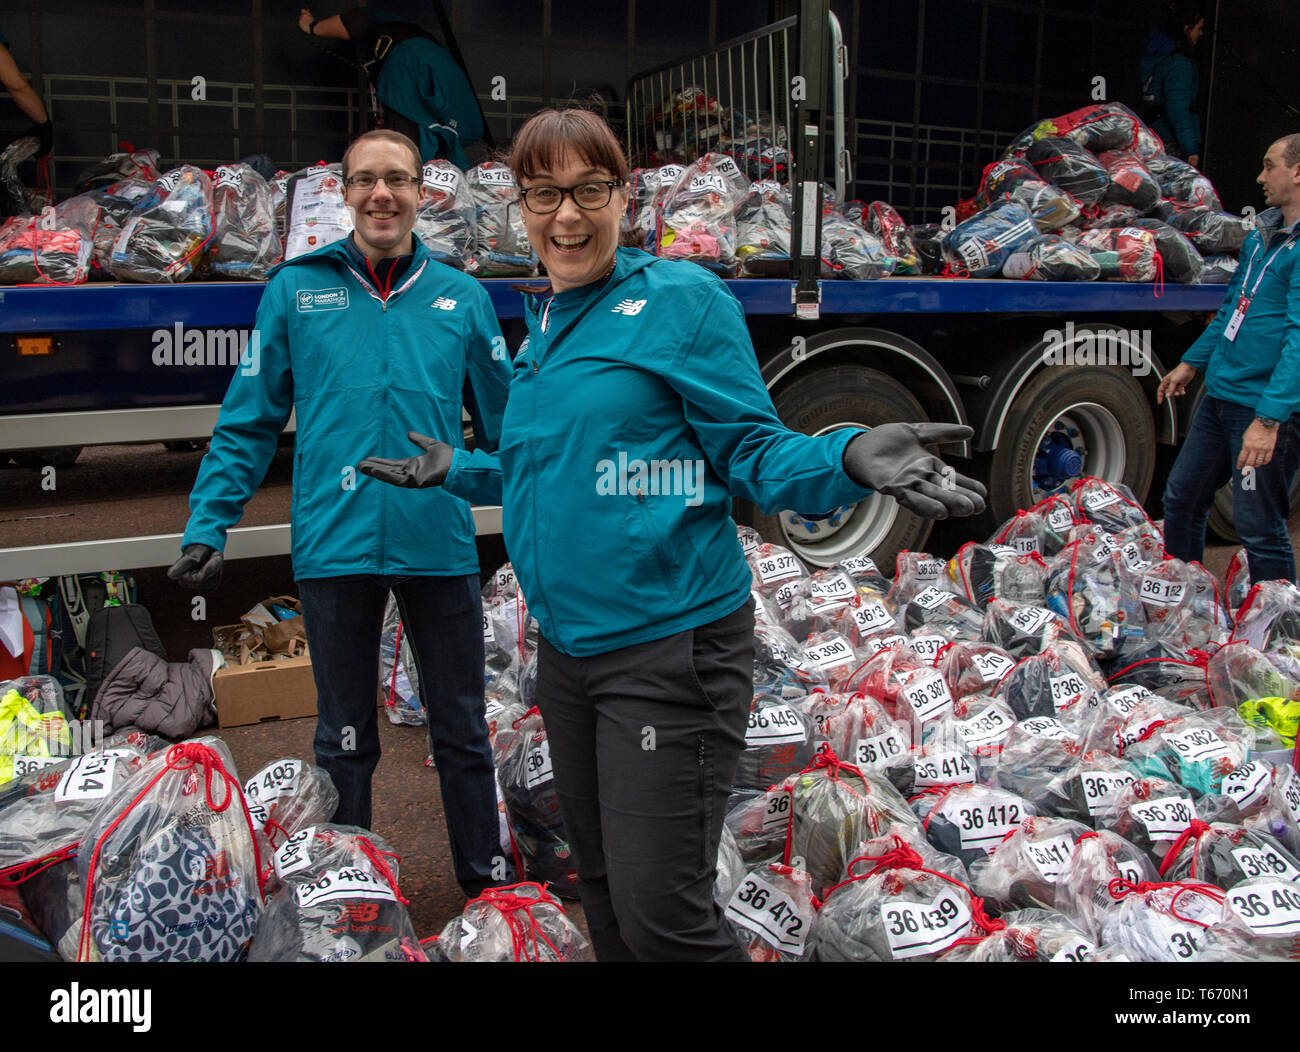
[1146,51,1202,158]
[1181,207,1300,422]
[445,248,873,656]
[183,235,511,579]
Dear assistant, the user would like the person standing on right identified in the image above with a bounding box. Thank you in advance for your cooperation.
[1158,134,1300,583]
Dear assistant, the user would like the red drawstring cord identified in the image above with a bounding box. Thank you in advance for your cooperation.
[357,837,409,905]
[512,705,541,730]
[1106,877,1224,927]
[1152,251,1165,298]
[1118,718,1168,756]
[75,741,264,962]
[1157,819,1211,880]
[475,884,566,961]
[263,818,292,849]
[0,845,79,887]
[782,744,867,866]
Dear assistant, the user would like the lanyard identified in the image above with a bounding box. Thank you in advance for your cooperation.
[541,295,554,333]
[1239,229,1300,302]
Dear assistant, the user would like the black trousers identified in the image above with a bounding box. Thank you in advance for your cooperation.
[535,598,754,962]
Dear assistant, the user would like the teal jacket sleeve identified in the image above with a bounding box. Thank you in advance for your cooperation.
[181,278,294,552]
[443,289,509,506]
[1256,258,1300,422]
[1182,237,1251,369]
[1162,55,1202,156]
[665,280,873,515]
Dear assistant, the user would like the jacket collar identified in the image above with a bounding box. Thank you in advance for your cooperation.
[524,247,659,319]
[268,229,432,279]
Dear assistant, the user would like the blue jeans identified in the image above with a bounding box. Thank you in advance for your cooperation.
[297,573,509,896]
[1162,396,1300,583]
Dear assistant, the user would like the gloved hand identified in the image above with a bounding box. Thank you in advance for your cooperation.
[167,543,224,591]
[23,121,53,159]
[358,431,453,488]
[843,423,987,519]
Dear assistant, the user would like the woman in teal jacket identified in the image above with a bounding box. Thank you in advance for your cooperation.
[361,109,986,960]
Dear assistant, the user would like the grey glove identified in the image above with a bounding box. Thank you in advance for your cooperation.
[358,431,453,488]
[167,543,224,592]
[843,423,987,519]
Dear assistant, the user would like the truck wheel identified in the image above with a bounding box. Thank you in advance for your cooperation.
[10,446,82,470]
[743,365,935,568]
[988,365,1154,524]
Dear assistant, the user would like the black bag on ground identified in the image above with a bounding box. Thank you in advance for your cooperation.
[84,604,166,708]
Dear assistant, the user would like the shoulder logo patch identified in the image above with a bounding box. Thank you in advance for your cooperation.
[296,287,349,312]
[612,298,647,316]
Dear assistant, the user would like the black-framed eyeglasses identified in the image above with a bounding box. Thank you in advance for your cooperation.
[344,172,421,191]
[518,180,624,214]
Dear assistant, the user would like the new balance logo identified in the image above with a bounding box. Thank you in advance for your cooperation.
[432,297,458,310]
[612,299,647,316]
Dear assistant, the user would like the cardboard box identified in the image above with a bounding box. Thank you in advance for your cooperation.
[214,654,318,728]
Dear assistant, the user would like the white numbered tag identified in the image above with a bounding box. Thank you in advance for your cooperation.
[482,613,495,646]
[246,802,269,831]
[1019,717,1071,742]
[274,826,318,880]
[1164,726,1231,764]
[1130,796,1197,840]
[1232,845,1300,883]
[757,552,801,585]
[809,576,856,609]
[772,580,800,611]
[912,586,951,610]
[766,638,809,673]
[13,754,62,778]
[881,889,972,960]
[760,792,792,835]
[854,728,908,768]
[1047,506,1074,531]
[494,565,517,593]
[913,751,976,788]
[724,872,809,955]
[422,163,459,189]
[1093,534,1118,561]
[1228,880,1300,935]
[971,650,1015,683]
[1140,576,1186,608]
[524,739,554,789]
[215,165,244,190]
[938,795,1027,852]
[806,636,855,672]
[484,697,506,721]
[1282,768,1300,824]
[1050,937,1096,962]
[1119,541,1152,572]
[915,558,945,581]
[1106,685,1153,717]
[740,532,760,556]
[987,544,1019,558]
[1148,911,1205,961]
[294,866,398,908]
[1079,770,1137,817]
[54,753,117,803]
[1008,606,1053,634]
[840,556,878,577]
[866,633,909,654]
[1012,536,1040,555]
[908,634,947,662]
[954,703,1016,750]
[477,167,515,186]
[1222,761,1271,810]
[852,602,895,634]
[901,670,953,724]
[1115,713,1165,752]
[1049,671,1093,713]
[1083,488,1120,511]
[688,172,726,195]
[746,705,807,745]
[1025,834,1075,881]
[244,759,302,805]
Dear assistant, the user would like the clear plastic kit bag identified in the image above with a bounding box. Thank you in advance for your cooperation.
[846,645,956,736]
[992,640,1106,722]
[820,215,895,280]
[1039,748,1150,827]
[1160,203,1251,255]
[968,813,1091,912]
[1121,709,1255,798]
[975,158,1080,232]
[934,641,1019,701]
[1100,776,1200,867]
[281,163,351,261]
[937,693,1019,776]
[107,165,214,282]
[1044,536,1147,659]
[208,163,280,279]
[939,907,1098,961]
[465,161,537,276]
[1074,226,1160,282]
[249,824,426,962]
[1099,215,1204,284]
[1157,819,1300,891]
[1069,476,1154,533]
[76,738,263,962]
[734,693,817,792]
[981,597,1085,661]
[1231,580,1300,662]
[1054,827,1160,940]
[989,497,1078,557]
[990,719,1086,814]
[947,542,1049,609]
[1002,234,1102,281]
[430,882,593,962]
[241,757,339,856]
[1099,878,1224,961]
[887,550,950,608]
[912,781,1037,868]
[1025,137,1110,205]
[753,620,827,698]
[656,153,748,274]
[736,179,791,277]
[941,198,1038,277]
[0,201,97,285]
[413,159,476,270]
[722,861,816,961]
[1097,150,1160,211]
[1145,154,1223,210]
[865,200,919,272]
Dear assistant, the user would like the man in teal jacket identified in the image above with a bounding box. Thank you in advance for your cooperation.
[1158,133,1300,583]
[171,130,513,895]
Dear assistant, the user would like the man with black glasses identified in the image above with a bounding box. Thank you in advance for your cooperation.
[170,129,513,897]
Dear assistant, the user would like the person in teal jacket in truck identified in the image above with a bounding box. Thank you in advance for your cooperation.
[170,129,513,897]
[360,108,986,960]
[1158,133,1300,584]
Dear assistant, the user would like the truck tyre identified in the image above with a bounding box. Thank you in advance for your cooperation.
[988,364,1155,524]
[1207,473,1300,544]
[742,364,935,568]
[10,446,82,470]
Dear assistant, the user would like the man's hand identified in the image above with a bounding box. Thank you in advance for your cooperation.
[1157,361,1198,404]
[24,120,52,159]
[843,423,987,519]
[358,431,453,488]
[1237,420,1278,471]
[167,544,224,592]
[298,8,315,33]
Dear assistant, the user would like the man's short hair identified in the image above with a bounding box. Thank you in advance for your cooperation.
[341,129,422,180]
[1275,133,1300,169]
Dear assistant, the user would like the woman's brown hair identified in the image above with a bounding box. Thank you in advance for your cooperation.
[508,108,631,185]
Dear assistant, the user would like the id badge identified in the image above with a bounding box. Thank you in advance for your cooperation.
[1224,295,1250,342]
